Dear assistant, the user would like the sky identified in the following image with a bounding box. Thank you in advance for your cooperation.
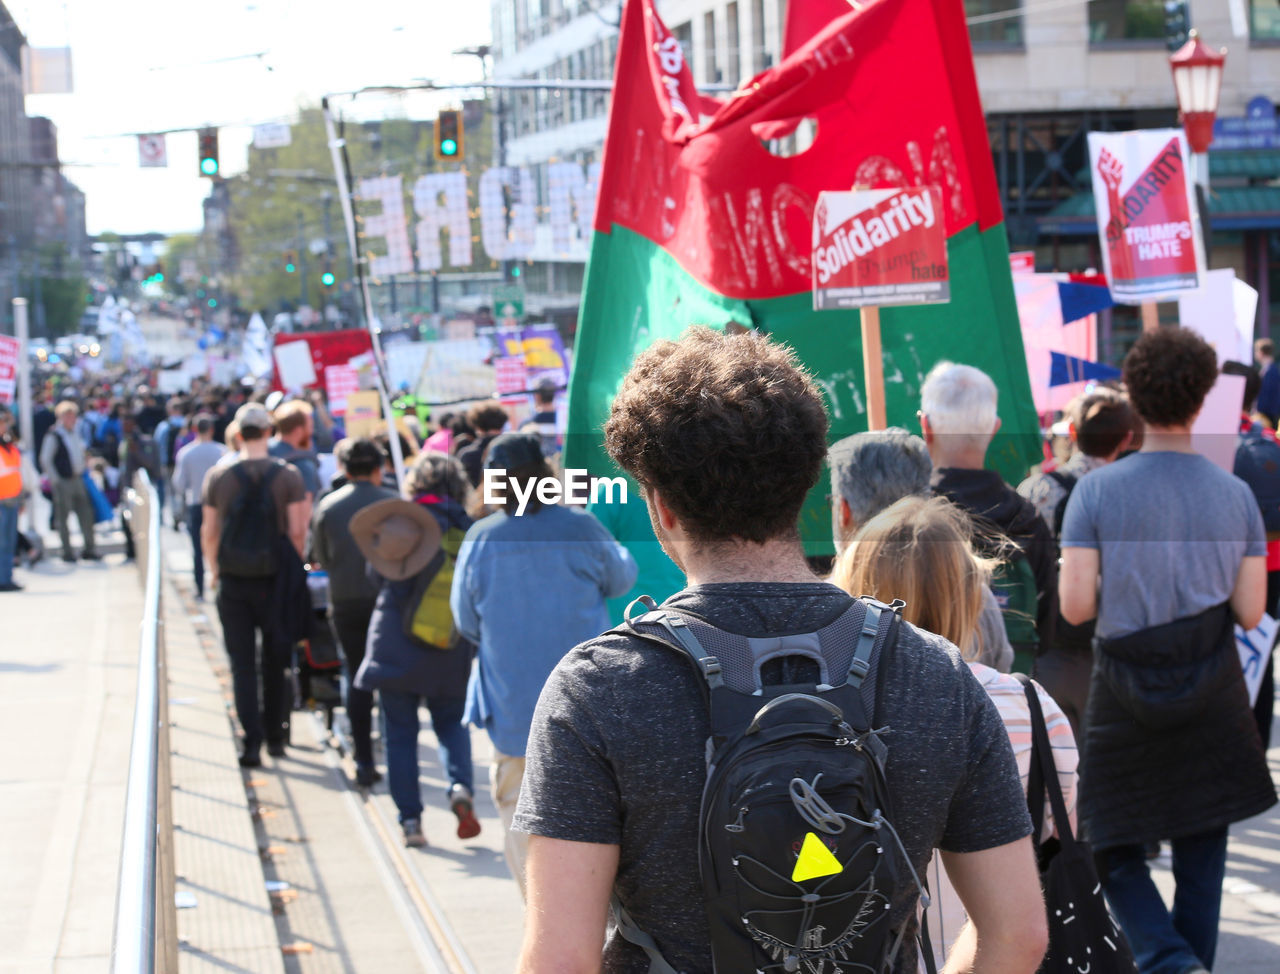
[16,0,491,236]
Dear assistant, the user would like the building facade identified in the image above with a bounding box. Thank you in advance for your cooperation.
[490,0,1280,352]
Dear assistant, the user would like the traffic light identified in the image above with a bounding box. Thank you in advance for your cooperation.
[1164,1,1190,52]
[433,109,463,161]
[284,250,297,273]
[321,269,335,287]
[502,260,521,282]
[198,127,220,176]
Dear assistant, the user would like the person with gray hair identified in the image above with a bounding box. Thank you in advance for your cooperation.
[828,427,1014,672]
[921,361,1058,671]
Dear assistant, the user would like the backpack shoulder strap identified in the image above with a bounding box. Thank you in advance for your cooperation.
[610,897,682,974]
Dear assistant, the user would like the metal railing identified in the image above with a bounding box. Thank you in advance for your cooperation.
[111,471,180,973]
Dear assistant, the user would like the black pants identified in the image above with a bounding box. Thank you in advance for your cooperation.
[1256,570,1280,748]
[217,575,292,748]
[330,600,376,767]
[186,504,205,597]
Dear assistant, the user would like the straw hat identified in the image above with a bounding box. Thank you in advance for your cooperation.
[349,499,442,581]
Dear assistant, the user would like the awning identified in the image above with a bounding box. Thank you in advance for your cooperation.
[1038,185,1280,236]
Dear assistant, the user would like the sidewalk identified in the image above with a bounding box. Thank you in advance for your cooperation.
[0,554,143,972]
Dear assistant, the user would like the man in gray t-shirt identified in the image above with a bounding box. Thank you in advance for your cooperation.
[513,328,1048,974]
[1061,450,1266,639]
[1059,327,1274,974]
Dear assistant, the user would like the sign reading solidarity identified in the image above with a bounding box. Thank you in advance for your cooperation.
[812,187,949,310]
[1087,128,1203,303]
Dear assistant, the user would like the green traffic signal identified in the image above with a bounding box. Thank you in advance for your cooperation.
[208,298,217,308]
[321,271,335,286]
[440,138,458,156]
[285,262,296,273]
[200,157,219,176]
[155,272,164,282]
[511,265,521,277]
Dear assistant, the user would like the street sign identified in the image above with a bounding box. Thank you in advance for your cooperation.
[493,284,525,323]
[137,134,168,168]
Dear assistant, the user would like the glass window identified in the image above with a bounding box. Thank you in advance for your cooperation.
[964,1,1023,45]
[1254,0,1280,40]
[726,2,741,86]
[1088,0,1165,44]
[705,11,719,83]
[751,0,767,73]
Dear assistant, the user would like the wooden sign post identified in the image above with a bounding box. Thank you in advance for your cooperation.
[813,187,950,432]
[1140,302,1160,333]
[860,306,888,431]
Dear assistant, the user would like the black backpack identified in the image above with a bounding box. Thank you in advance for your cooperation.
[218,462,283,578]
[1045,470,1079,540]
[47,429,73,479]
[611,596,935,974]
[1234,422,1280,533]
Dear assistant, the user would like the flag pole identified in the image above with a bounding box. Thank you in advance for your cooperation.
[1140,302,1159,333]
[321,97,405,489]
[860,305,887,431]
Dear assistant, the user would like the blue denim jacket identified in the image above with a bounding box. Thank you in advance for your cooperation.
[451,503,637,756]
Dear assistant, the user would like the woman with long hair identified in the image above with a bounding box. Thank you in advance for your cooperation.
[831,494,1078,964]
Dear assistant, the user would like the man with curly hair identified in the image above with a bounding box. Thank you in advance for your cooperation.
[1060,326,1276,974]
[513,327,1048,974]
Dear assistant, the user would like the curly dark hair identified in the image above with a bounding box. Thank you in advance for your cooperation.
[1122,327,1218,428]
[466,400,509,433]
[604,326,829,544]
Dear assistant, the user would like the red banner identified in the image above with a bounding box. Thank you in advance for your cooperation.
[1087,129,1202,303]
[593,0,1003,301]
[812,187,949,309]
[271,329,373,394]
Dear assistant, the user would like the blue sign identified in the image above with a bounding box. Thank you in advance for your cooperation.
[1211,95,1280,151]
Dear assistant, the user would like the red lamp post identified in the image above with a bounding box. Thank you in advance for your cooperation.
[1169,30,1227,186]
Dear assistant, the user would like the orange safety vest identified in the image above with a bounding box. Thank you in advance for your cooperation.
[0,441,21,500]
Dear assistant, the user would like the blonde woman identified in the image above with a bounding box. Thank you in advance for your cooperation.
[832,495,1078,966]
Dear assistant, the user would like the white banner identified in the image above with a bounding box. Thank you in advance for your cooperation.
[253,123,292,149]
[138,134,168,168]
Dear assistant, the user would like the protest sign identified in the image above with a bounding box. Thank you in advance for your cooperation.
[1087,128,1203,304]
[414,339,494,403]
[0,335,18,404]
[1015,273,1099,413]
[343,391,382,439]
[1235,613,1278,708]
[325,364,360,416]
[271,329,373,395]
[812,187,949,310]
[1191,372,1246,473]
[493,356,528,395]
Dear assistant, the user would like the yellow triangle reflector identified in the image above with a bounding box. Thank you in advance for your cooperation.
[791,832,843,883]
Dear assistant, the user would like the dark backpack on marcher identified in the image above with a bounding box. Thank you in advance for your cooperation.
[1014,675,1137,974]
[1234,422,1280,532]
[611,596,937,974]
[217,462,284,578]
[1045,470,1079,540]
[47,429,73,479]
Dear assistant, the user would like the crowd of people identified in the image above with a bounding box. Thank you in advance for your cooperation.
[2,323,1277,974]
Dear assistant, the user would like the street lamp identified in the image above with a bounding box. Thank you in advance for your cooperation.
[1169,29,1227,188]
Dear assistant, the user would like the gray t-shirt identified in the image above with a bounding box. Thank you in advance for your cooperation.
[513,582,1031,974]
[1061,451,1266,639]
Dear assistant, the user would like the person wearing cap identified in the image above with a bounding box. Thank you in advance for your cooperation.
[200,401,309,767]
[269,398,321,502]
[450,433,637,896]
[352,452,479,847]
[311,438,396,786]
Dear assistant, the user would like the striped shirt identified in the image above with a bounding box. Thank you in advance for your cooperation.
[925,664,1079,966]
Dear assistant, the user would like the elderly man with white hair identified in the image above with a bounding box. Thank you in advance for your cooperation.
[920,362,1057,672]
